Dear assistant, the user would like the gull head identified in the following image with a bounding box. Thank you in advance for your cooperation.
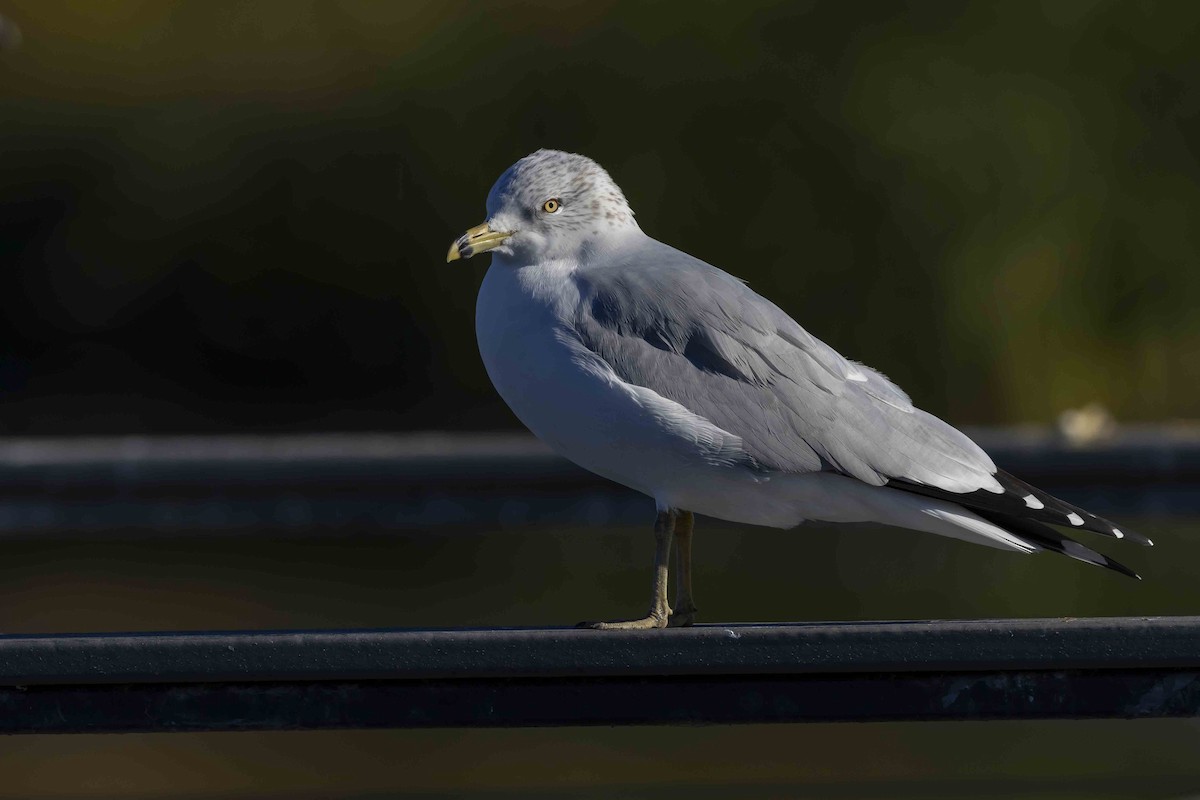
[447,149,638,264]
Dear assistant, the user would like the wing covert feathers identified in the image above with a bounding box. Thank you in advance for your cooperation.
[568,240,1148,574]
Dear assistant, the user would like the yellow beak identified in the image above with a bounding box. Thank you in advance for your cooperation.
[446,222,514,262]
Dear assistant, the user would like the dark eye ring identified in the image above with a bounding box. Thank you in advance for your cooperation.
[542,198,561,213]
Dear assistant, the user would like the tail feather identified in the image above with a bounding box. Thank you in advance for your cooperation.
[972,509,1140,580]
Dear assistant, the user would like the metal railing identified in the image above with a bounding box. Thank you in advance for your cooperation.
[2,617,1198,732]
[0,428,1197,732]
[0,426,1197,535]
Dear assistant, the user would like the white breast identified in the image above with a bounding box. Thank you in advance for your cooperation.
[474,259,761,509]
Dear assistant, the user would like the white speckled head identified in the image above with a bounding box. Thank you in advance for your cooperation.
[484,150,640,263]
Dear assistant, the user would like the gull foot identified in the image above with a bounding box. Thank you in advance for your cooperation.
[668,605,698,628]
[577,612,670,630]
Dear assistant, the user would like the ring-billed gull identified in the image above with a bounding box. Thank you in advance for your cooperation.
[447,149,1150,629]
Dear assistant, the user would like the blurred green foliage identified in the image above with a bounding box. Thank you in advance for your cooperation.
[3,7,1196,793]
[0,0,1197,433]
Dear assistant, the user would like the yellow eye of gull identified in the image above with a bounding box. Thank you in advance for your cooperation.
[542,198,560,213]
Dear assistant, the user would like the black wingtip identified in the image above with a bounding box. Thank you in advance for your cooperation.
[888,471,1153,548]
[1100,557,1141,581]
[1109,524,1155,548]
[1076,548,1141,581]
[973,509,1142,581]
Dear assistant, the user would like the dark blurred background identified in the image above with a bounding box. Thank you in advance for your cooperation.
[2,2,1200,798]
[1,1,1197,435]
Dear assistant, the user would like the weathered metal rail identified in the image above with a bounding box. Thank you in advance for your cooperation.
[0,428,1197,534]
[2,617,1198,733]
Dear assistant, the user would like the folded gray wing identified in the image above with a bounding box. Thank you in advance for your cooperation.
[571,239,1001,493]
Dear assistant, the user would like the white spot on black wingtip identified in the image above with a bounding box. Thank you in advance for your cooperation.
[1112,528,1124,539]
[1066,512,1084,526]
[1023,494,1045,510]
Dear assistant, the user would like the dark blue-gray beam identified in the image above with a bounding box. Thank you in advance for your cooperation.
[0,429,1198,534]
[2,616,1199,732]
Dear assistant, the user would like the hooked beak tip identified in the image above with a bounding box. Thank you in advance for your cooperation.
[445,222,512,264]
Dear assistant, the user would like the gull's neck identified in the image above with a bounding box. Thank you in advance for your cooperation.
[577,224,648,269]
[502,225,647,272]
[490,227,647,312]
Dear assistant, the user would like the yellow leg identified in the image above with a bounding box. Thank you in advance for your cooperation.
[669,510,698,627]
[580,509,676,630]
